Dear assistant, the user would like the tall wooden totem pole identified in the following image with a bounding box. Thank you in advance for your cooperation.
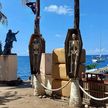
[28,0,45,75]
[65,0,82,79]
[65,0,83,107]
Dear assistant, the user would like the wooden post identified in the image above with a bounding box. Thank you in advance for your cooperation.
[33,74,45,96]
[69,79,81,107]
[74,0,79,29]
[28,0,45,96]
[65,0,83,107]
[34,0,40,34]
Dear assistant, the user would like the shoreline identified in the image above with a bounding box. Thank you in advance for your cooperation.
[86,66,108,74]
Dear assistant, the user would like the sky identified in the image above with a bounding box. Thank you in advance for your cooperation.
[0,0,108,56]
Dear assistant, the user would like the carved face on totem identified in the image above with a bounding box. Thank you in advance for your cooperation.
[33,39,40,54]
[72,33,76,40]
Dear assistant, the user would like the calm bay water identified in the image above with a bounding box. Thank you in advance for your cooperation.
[17,55,108,80]
[17,56,30,80]
[86,55,108,68]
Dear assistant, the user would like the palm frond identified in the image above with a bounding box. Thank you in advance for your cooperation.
[0,11,8,25]
[0,2,2,9]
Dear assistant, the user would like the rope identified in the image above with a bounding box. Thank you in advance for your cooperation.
[78,83,108,101]
[34,74,108,101]
[35,75,71,92]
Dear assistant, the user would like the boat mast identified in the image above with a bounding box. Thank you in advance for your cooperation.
[99,35,102,57]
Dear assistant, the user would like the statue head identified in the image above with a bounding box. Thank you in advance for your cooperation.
[72,33,77,40]
[8,29,12,33]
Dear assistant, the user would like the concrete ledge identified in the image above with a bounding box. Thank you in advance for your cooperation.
[52,64,69,80]
[40,53,52,75]
[52,48,86,64]
[52,64,85,80]
[0,55,17,81]
[52,79,71,97]
[52,48,65,64]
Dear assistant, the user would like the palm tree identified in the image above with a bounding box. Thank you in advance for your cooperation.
[0,2,7,25]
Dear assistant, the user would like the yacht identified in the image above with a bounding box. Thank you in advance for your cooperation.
[92,55,105,63]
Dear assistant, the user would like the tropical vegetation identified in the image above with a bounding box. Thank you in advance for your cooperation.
[86,63,98,70]
[0,2,7,24]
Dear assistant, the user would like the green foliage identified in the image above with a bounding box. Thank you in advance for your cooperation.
[0,2,7,25]
[86,63,98,70]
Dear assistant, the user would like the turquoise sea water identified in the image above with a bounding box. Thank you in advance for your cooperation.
[17,55,108,80]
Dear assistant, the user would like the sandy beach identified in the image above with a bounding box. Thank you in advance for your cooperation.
[0,81,70,108]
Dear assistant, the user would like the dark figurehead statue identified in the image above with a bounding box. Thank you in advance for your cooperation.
[3,29,19,55]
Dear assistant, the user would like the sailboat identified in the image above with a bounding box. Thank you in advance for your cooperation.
[92,36,105,63]
[92,55,105,63]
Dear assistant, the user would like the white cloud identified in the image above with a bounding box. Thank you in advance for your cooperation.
[44,5,73,15]
[87,48,108,55]
[55,34,61,38]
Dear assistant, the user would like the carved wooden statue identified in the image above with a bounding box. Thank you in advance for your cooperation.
[28,0,45,75]
[29,34,45,74]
